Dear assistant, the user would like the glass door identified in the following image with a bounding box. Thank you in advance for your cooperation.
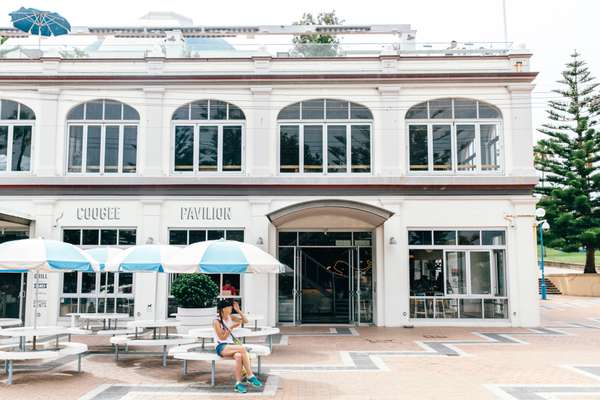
[352,247,374,324]
[0,272,26,321]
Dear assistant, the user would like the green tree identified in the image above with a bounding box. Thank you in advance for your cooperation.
[292,11,343,57]
[535,52,600,273]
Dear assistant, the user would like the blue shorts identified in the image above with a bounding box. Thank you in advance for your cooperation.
[215,343,228,357]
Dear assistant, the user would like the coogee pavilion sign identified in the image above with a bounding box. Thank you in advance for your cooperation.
[180,206,232,221]
[76,207,121,221]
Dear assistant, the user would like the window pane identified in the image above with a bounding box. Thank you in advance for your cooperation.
[408,230,432,245]
[104,100,122,120]
[116,298,134,316]
[80,297,97,313]
[432,125,452,171]
[123,104,139,120]
[222,126,242,171]
[470,251,491,294]
[62,272,78,294]
[409,125,428,171]
[209,100,227,120]
[19,104,35,120]
[97,297,112,313]
[279,125,300,173]
[493,250,506,297]
[60,298,78,316]
[100,272,115,295]
[221,274,240,296]
[11,126,31,171]
[118,273,133,294]
[325,99,348,119]
[445,251,467,295]
[458,230,480,245]
[198,126,218,171]
[456,124,476,171]
[104,126,119,173]
[409,249,444,296]
[63,229,81,245]
[350,103,372,119]
[302,99,324,119]
[226,230,244,242]
[228,104,245,120]
[434,230,456,245]
[484,298,508,319]
[454,99,477,119]
[191,100,208,120]
[0,126,7,170]
[118,229,136,245]
[82,229,99,245]
[278,103,300,120]
[68,126,83,173]
[208,230,225,240]
[68,104,84,120]
[81,272,96,293]
[460,299,482,318]
[327,125,347,173]
[406,102,428,119]
[85,100,103,120]
[351,125,370,173]
[429,99,452,119]
[174,125,194,171]
[278,232,297,246]
[480,124,500,171]
[298,231,352,246]
[172,105,190,120]
[100,229,117,245]
[478,102,500,118]
[169,230,188,245]
[1,100,18,120]
[482,231,505,245]
[85,125,101,173]
[123,126,137,173]
[303,125,323,173]
[189,230,206,243]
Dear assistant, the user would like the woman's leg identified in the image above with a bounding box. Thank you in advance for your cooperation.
[219,345,246,381]
[219,345,255,377]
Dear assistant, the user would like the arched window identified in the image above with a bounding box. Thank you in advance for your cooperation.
[406,98,502,173]
[172,100,245,173]
[277,99,372,174]
[0,99,35,172]
[67,99,140,174]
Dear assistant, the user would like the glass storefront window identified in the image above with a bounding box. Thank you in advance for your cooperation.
[408,230,432,246]
[445,251,467,295]
[0,99,35,173]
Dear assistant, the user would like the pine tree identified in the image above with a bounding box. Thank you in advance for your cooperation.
[535,52,600,273]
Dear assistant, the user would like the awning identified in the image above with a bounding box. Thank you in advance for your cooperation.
[0,207,33,227]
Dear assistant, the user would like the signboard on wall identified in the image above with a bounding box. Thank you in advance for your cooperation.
[179,206,232,221]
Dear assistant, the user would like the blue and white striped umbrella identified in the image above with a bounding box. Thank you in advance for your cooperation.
[167,239,285,274]
[105,244,183,272]
[0,238,98,272]
[9,7,71,37]
[85,247,124,271]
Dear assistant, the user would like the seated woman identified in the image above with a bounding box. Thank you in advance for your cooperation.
[213,299,263,393]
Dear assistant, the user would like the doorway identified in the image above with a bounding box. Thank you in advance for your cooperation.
[0,272,27,320]
[278,231,374,325]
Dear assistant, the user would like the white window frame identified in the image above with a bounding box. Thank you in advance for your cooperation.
[171,121,245,175]
[277,121,373,175]
[66,122,139,175]
[0,121,35,174]
[406,99,504,175]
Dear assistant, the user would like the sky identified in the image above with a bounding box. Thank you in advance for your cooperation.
[0,0,597,135]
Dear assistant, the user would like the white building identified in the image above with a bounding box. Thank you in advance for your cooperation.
[0,18,539,328]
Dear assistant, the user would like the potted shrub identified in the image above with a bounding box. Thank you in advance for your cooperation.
[171,274,220,333]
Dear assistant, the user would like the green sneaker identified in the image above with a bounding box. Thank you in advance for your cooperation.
[234,382,247,393]
[247,375,263,388]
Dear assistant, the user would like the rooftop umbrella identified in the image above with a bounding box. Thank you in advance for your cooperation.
[0,238,98,328]
[9,7,71,50]
[166,239,285,274]
[105,244,183,320]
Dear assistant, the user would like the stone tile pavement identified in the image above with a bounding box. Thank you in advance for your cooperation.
[1,295,600,399]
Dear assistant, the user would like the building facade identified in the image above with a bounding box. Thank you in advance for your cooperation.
[0,23,540,328]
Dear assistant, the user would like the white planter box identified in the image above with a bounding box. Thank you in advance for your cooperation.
[175,306,216,334]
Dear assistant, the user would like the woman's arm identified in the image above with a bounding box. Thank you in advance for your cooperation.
[213,320,230,341]
[232,301,248,324]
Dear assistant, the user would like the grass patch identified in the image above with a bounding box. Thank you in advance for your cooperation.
[538,247,600,265]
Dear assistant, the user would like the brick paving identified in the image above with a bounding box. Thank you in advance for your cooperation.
[1,295,600,399]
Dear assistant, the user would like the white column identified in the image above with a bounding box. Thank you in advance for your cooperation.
[509,198,540,327]
[507,84,536,177]
[248,87,273,176]
[134,200,164,320]
[36,88,60,176]
[380,201,407,327]
[242,201,273,325]
[143,88,166,176]
[377,86,403,176]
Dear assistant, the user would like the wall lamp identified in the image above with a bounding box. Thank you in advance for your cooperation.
[389,237,397,245]
[256,237,264,245]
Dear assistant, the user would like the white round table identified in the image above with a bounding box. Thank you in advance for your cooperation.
[0,318,22,328]
[126,320,181,339]
[110,334,194,367]
[77,313,130,330]
[243,314,264,330]
[0,326,85,351]
[188,326,280,351]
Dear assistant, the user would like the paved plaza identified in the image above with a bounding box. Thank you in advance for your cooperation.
[2,296,600,399]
